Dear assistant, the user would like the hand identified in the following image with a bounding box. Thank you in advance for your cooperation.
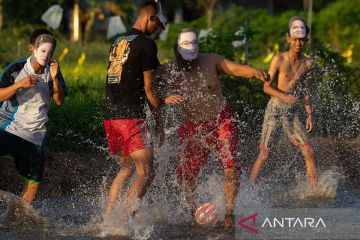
[19,75,38,89]
[306,114,313,132]
[50,60,59,79]
[254,69,270,82]
[164,94,184,105]
[282,95,297,105]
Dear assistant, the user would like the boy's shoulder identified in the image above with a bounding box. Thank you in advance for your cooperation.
[0,59,27,82]
[270,52,286,66]
[276,52,288,61]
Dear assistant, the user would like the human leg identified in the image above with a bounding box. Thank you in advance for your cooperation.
[211,107,240,230]
[289,116,317,190]
[176,122,210,215]
[103,156,134,223]
[250,101,278,183]
[20,182,39,204]
[125,148,153,214]
[223,166,240,230]
[250,145,270,183]
[176,139,209,215]
[299,142,317,190]
[103,119,153,220]
[9,135,44,205]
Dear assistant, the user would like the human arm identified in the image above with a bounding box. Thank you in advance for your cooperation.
[50,60,65,105]
[303,60,313,132]
[0,75,38,102]
[216,57,269,81]
[155,64,185,106]
[304,94,313,132]
[144,70,160,110]
[263,55,296,104]
[144,70,164,145]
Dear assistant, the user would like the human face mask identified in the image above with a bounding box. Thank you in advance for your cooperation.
[33,42,54,66]
[290,20,306,39]
[177,32,198,61]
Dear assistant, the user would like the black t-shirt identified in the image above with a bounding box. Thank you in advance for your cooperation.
[104,28,160,119]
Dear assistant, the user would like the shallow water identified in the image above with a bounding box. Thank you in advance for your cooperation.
[1,121,360,239]
[1,171,359,240]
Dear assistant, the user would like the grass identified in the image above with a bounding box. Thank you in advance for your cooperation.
[47,43,109,152]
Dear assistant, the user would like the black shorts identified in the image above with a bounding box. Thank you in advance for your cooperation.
[0,130,44,183]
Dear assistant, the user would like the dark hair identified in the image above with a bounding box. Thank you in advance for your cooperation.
[288,16,310,37]
[29,28,53,45]
[33,34,57,50]
[176,28,198,43]
[139,1,158,14]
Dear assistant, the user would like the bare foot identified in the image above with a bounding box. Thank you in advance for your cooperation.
[224,213,234,231]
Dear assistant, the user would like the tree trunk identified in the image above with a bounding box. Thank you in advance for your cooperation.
[303,0,309,11]
[71,0,80,42]
[307,0,313,47]
[0,0,3,30]
[204,0,217,28]
[267,0,274,15]
[206,8,213,28]
[174,5,184,23]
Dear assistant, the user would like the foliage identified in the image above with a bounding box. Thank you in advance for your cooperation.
[314,0,360,63]
[308,43,360,138]
[198,31,237,60]
[47,60,107,152]
[45,39,109,152]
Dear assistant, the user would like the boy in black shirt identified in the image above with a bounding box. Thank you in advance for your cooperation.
[103,1,165,224]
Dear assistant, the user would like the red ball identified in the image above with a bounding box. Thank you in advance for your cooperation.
[194,202,220,226]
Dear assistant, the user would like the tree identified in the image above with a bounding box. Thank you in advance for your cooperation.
[198,0,218,28]
[69,0,80,42]
[183,0,218,28]
[0,0,3,29]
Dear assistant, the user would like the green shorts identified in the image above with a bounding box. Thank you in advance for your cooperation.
[0,130,44,184]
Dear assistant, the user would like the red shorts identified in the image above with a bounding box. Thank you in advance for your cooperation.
[103,119,152,157]
[176,106,239,184]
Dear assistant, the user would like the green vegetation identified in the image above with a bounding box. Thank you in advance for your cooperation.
[0,0,359,152]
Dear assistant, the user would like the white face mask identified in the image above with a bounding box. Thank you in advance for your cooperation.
[290,20,306,38]
[33,42,54,66]
[177,32,198,61]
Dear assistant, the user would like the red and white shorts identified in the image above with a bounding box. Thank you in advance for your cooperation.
[103,119,152,157]
[176,106,240,184]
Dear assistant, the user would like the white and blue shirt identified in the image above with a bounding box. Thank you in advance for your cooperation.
[0,58,68,145]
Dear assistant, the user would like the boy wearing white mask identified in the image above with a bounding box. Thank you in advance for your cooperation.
[250,16,317,190]
[156,28,269,230]
[0,33,66,205]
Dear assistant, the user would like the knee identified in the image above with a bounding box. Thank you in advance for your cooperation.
[259,145,269,159]
[300,142,314,157]
[224,167,240,185]
[121,167,134,178]
[136,167,151,182]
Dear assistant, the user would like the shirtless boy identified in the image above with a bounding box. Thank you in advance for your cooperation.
[250,16,317,191]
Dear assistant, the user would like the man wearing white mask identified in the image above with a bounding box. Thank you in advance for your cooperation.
[0,33,66,205]
[250,16,317,191]
[156,28,269,230]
